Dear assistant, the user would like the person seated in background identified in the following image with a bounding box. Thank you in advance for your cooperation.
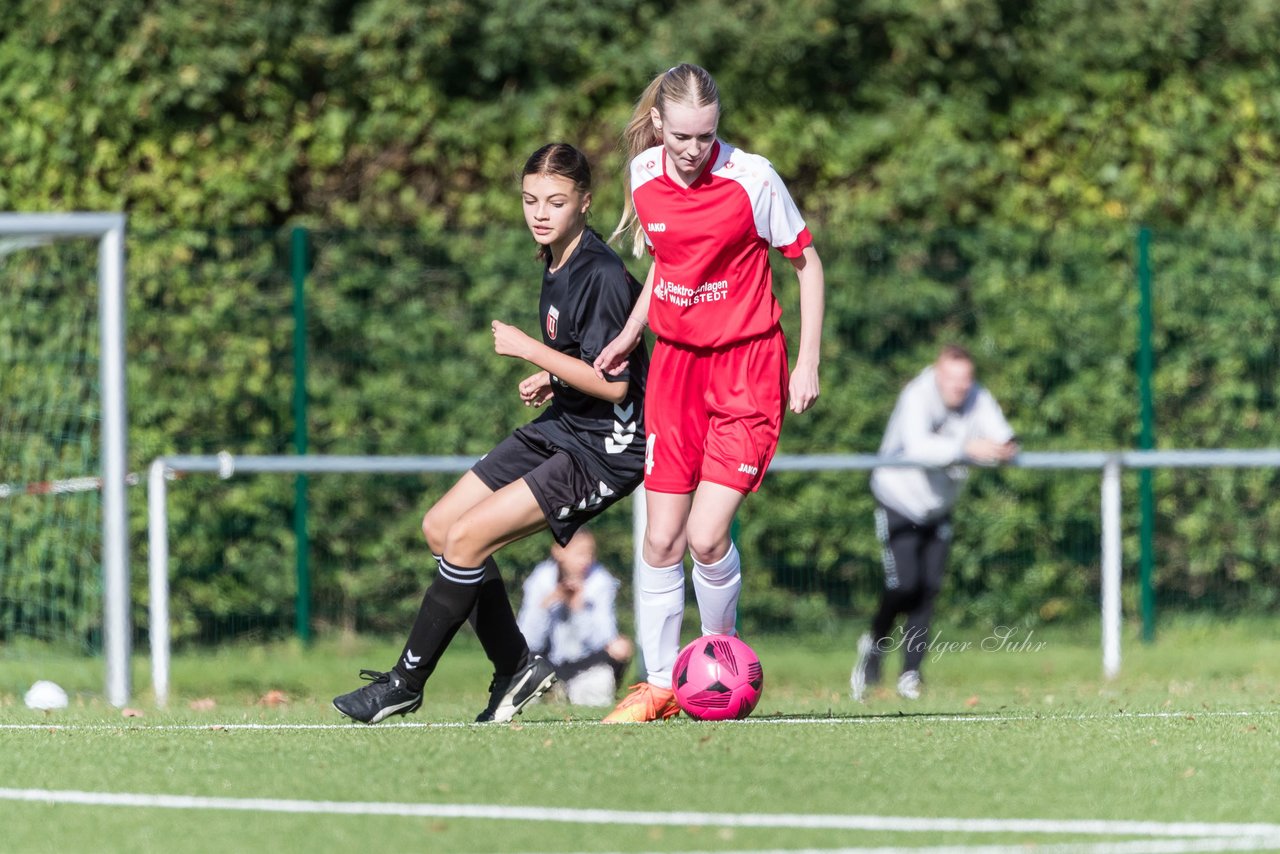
[517,529,633,708]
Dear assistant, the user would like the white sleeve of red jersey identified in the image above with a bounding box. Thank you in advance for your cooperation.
[741,153,812,258]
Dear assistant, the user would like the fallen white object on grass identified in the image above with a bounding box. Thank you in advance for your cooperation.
[24,680,69,711]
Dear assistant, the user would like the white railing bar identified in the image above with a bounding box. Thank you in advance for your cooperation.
[144,448,1280,706]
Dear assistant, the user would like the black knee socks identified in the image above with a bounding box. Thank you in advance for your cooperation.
[467,557,529,677]
[392,556,530,693]
[392,559,484,692]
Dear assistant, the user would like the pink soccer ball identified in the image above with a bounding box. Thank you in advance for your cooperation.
[672,634,764,720]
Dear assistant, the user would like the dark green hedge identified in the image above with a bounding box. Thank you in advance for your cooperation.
[6,1,1279,234]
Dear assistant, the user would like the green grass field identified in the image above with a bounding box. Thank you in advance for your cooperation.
[3,619,1279,853]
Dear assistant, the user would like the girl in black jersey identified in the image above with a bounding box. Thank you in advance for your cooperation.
[334,143,648,724]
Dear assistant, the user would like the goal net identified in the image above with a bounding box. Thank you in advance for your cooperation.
[0,214,129,706]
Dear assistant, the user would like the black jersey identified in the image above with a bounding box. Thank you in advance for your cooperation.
[531,228,647,484]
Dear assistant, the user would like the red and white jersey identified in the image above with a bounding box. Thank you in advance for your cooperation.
[631,140,812,348]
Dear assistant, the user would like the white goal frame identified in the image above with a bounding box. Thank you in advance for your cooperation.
[0,213,129,707]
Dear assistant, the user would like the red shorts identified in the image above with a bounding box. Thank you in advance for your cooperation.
[644,327,789,494]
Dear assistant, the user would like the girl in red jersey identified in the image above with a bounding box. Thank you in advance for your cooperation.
[594,63,826,722]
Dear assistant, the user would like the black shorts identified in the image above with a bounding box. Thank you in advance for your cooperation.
[471,422,641,546]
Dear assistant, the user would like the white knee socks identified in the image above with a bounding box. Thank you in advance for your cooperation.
[637,558,685,690]
[692,542,741,637]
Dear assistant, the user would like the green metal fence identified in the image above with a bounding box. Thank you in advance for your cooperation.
[6,224,1280,651]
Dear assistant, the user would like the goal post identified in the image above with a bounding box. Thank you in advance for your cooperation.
[0,213,129,707]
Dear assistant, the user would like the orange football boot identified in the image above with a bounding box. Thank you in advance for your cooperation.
[601,682,680,723]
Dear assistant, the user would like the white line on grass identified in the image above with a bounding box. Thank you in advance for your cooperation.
[1,709,1277,732]
[1,787,1278,843]
[573,840,1280,854]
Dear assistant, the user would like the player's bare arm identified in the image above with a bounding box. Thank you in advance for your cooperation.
[493,319,630,404]
[788,245,825,415]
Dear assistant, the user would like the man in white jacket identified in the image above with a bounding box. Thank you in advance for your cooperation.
[852,345,1018,701]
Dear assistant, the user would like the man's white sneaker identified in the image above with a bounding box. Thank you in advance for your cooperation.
[896,669,922,700]
[850,632,881,701]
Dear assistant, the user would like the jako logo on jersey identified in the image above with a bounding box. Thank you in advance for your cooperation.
[546,304,559,340]
[646,222,666,232]
[737,463,759,476]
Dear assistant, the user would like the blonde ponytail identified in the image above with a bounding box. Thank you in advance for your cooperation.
[610,64,721,258]
[609,75,665,258]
